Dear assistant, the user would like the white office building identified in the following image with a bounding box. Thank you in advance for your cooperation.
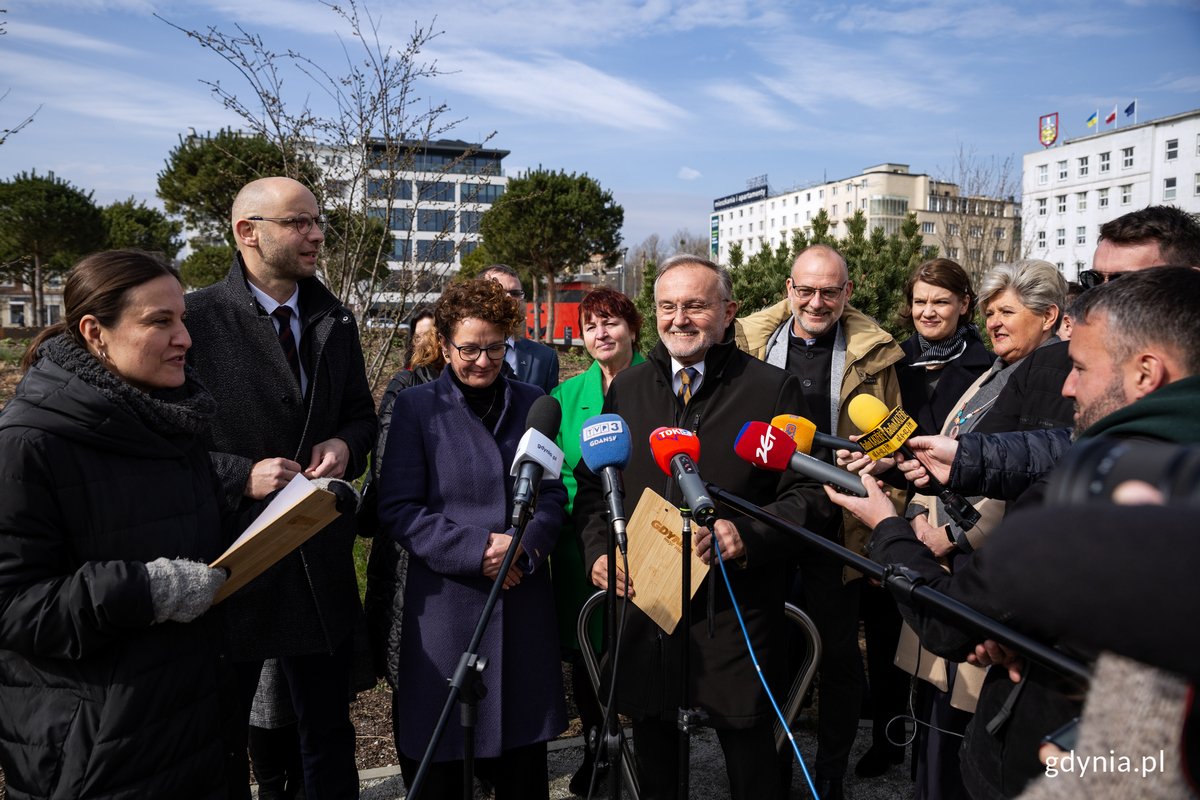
[709,164,1019,276]
[1022,108,1200,278]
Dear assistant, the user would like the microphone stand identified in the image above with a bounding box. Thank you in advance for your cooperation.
[706,484,1090,683]
[675,509,707,800]
[602,503,624,799]
[408,510,536,800]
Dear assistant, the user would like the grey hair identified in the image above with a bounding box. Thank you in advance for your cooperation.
[977,259,1067,331]
[480,263,520,281]
[655,254,734,302]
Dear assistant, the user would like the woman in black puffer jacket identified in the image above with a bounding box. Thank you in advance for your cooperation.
[0,251,234,799]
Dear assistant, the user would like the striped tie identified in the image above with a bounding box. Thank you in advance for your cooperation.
[271,306,302,385]
[677,367,697,406]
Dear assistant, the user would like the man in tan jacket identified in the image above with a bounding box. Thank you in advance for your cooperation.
[736,244,904,798]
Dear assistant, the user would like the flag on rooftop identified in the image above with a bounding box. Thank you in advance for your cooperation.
[1105,105,1117,124]
[1125,100,1137,116]
[1086,110,1098,128]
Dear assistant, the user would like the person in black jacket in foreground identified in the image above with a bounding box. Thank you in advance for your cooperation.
[0,251,233,799]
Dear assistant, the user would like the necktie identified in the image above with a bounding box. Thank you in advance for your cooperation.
[271,306,302,385]
[678,367,697,406]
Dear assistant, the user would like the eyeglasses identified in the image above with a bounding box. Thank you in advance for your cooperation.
[504,289,526,299]
[447,340,510,361]
[1077,269,1126,290]
[247,213,328,235]
[656,300,718,317]
[789,282,847,302]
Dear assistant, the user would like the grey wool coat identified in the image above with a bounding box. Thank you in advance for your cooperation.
[184,254,377,658]
[377,369,568,761]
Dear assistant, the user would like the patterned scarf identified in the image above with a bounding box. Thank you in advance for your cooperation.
[910,323,973,368]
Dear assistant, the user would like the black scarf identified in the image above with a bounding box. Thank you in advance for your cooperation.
[911,323,973,368]
[39,333,216,440]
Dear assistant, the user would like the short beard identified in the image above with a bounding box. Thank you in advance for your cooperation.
[1073,376,1129,437]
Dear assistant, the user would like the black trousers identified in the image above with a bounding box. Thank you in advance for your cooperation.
[397,741,549,800]
[793,555,863,781]
[631,717,788,800]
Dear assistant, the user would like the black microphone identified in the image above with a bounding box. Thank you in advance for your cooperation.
[510,395,565,528]
[648,427,716,526]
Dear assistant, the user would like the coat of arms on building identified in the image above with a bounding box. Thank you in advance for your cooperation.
[1039,113,1059,148]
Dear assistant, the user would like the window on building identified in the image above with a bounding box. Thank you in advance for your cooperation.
[418,209,454,232]
[389,208,413,231]
[368,177,413,200]
[47,305,61,324]
[460,183,505,204]
[1166,139,1179,161]
[1098,188,1109,208]
[1120,184,1132,205]
[969,225,982,238]
[1036,231,1046,249]
[9,302,25,327]
[1195,173,1200,197]
[806,192,811,201]
[416,239,455,262]
[1078,156,1089,177]
[1122,147,1134,168]
[1055,228,1066,247]
[1057,161,1068,180]
[1077,192,1087,211]
[845,202,851,214]
[947,246,960,258]
[1056,262,1064,270]
[968,248,981,261]
[1164,177,1177,201]
[994,228,1006,240]
[391,239,413,261]
[818,189,824,199]
[417,180,454,202]
[1036,164,1048,186]
[921,222,935,234]
[459,210,482,234]
[993,249,1005,262]
[1099,151,1111,173]
[1076,226,1087,246]
[1037,198,1047,216]
[948,223,960,236]
[831,185,838,196]
[1056,195,1067,214]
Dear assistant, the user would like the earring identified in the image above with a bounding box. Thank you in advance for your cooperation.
[98,347,110,363]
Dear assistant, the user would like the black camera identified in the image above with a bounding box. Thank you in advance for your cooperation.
[1045,437,1200,506]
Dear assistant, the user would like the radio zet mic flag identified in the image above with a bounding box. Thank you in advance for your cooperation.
[1105,105,1117,124]
[1086,110,1098,128]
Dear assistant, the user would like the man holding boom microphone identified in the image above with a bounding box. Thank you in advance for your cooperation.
[737,244,906,795]
[574,254,833,800]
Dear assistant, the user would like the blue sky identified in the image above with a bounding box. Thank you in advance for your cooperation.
[2,0,1198,247]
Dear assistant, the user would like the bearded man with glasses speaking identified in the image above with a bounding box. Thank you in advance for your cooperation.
[186,176,377,799]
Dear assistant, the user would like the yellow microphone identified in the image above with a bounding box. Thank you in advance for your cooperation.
[846,395,981,531]
[770,413,863,455]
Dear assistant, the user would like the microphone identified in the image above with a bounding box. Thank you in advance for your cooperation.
[510,395,565,528]
[734,422,867,497]
[579,414,632,555]
[770,413,863,454]
[846,395,980,531]
[648,427,716,526]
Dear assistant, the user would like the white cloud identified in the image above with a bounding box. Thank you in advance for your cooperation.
[6,20,140,55]
[1158,74,1200,92]
[677,166,702,180]
[705,82,796,130]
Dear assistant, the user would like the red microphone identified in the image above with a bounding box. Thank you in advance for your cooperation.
[734,421,868,497]
[649,427,715,524]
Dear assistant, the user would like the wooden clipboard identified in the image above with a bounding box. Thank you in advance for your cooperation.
[210,475,341,603]
[625,487,709,634]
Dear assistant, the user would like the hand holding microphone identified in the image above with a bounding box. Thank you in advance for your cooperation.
[846,395,980,531]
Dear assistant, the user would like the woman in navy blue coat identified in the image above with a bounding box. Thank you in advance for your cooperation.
[378,279,567,799]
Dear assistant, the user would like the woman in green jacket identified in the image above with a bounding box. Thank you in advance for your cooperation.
[550,287,644,796]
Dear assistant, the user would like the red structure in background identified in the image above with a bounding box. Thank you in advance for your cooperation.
[525,280,589,344]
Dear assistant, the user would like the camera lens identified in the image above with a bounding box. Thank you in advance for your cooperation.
[1045,438,1200,506]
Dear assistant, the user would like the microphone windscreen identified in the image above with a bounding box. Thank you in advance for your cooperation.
[649,426,701,476]
[770,413,817,455]
[526,394,562,438]
[734,422,796,471]
[580,414,632,471]
[847,394,891,433]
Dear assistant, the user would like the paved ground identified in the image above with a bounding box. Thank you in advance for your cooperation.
[355,715,913,799]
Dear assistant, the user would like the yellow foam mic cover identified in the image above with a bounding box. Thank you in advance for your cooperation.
[770,413,816,455]
[847,394,891,433]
